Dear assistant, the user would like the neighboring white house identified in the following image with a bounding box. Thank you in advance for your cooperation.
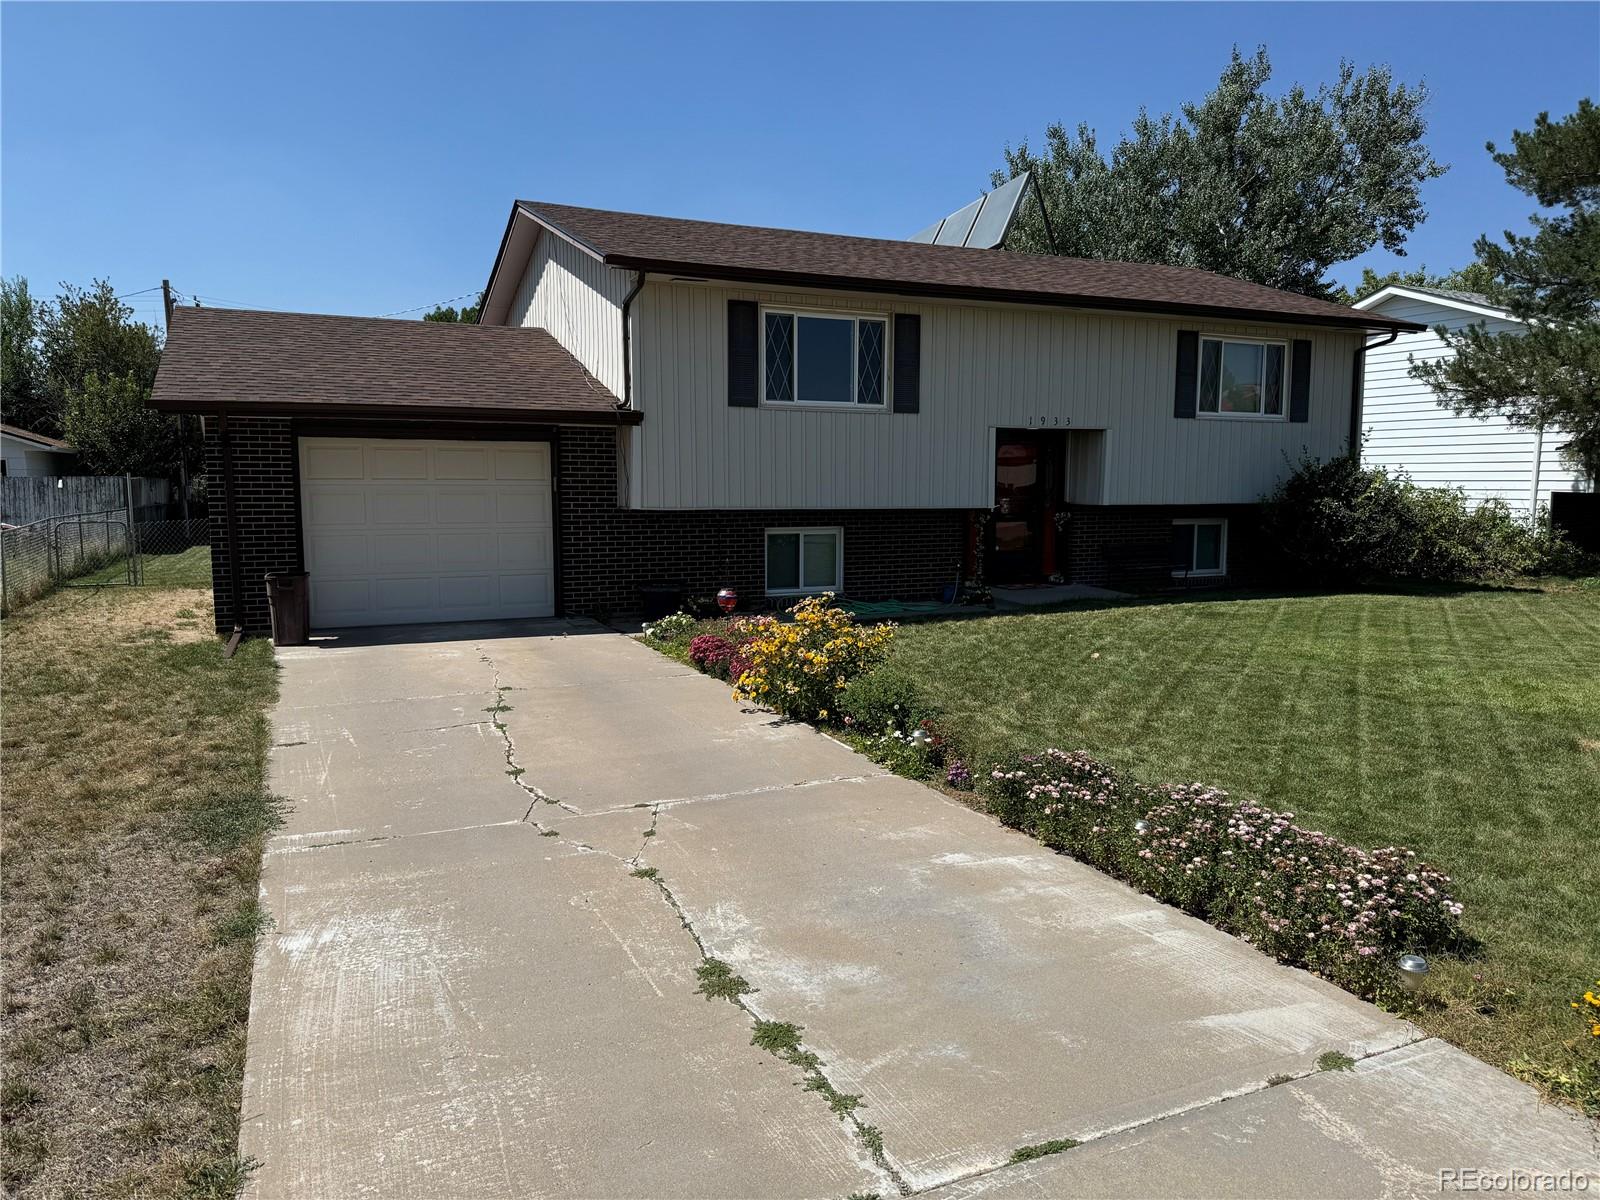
[1352,285,1588,518]
[0,423,77,477]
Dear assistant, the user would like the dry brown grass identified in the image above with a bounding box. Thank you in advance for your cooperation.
[1,586,279,1197]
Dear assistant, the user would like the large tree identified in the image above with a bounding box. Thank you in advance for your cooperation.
[1,276,48,434]
[995,47,1445,299]
[1411,101,1600,480]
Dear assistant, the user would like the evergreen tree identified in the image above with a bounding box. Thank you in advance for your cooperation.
[1410,101,1600,479]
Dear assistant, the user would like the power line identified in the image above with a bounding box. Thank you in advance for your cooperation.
[378,290,480,319]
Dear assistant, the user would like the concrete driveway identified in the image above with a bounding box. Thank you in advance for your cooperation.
[247,620,1597,1198]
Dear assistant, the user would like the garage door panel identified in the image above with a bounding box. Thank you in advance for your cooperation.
[437,575,496,609]
[495,490,549,524]
[438,532,496,572]
[494,447,548,481]
[302,444,366,480]
[370,531,436,573]
[368,445,430,479]
[313,578,373,618]
[374,578,438,613]
[435,491,494,525]
[371,491,433,526]
[306,489,367,526]
[433,447,494,479]
[499,573,553,609]
[308,532,373,576]
[300,437,555,628]
[495,531,550,569]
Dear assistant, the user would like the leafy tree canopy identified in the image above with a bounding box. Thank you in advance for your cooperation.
[1335,261,1499,307]
[995,47,1446,300]
[422,293,483,324]
[2,276,196,478]
[1410,100,1600,477]
[1,276,48,434]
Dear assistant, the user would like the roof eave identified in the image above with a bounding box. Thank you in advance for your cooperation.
[602,255,1424,332]
[147,396,642,426]
[1352,285,1517,324]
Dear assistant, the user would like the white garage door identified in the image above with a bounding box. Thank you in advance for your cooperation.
[300,437,555,628]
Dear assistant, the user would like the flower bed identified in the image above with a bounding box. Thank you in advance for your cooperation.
[983,748,1464,998]
[730,595,895,722]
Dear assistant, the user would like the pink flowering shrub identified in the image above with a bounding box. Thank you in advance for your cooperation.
[983,749,1464,997]
[688,633,737,679]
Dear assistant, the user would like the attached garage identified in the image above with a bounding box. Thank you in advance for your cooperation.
[300,437,554,627]
[147,306,640,635]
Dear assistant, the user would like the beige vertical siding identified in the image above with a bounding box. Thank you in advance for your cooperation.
[508,231,634,398]
[1361,294,1585,516]
[629,280,1359,511]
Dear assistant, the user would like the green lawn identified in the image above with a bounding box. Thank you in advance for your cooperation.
[77,544,213,590]
[1,581,277,1195]
[890,584,1600,1105]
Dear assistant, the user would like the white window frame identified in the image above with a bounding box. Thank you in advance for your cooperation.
[765,526,844,595]
[759,306,889,409]
[1196,335,1288,421]
[1172,518,1228,578]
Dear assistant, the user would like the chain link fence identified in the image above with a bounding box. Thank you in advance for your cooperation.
[1,510,210,615]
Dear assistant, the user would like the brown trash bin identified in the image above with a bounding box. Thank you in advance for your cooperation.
[264,572,310,646]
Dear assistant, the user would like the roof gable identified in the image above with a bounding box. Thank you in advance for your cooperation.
[483,200,1422,333]
[1352,285,1518,323]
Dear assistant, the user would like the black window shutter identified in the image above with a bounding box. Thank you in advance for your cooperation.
[727,300,758,407]
[892,313,921,413]
[1174,330,1198,418]
[1289,339,1312,423]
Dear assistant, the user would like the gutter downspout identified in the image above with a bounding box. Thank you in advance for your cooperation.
[217,413,247,656]
[1349,329,1400,459]
[619,270,647,409]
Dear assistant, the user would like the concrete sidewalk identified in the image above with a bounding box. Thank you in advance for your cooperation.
[246,620,1598,1198]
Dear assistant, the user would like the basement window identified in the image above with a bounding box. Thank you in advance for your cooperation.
[763,309,886,407]
[1172,519,1226,577]
[1198,337,1286,418]
[765,528,843,595]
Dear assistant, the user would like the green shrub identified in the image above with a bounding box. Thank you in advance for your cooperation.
[836,667,930,735]
[1259,455,1596,585]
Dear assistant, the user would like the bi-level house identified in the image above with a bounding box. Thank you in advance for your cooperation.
[150,199,1419,633]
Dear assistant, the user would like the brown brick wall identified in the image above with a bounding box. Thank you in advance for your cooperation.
[557,427,965,615]
[1062,503,1261,588]
[204,417,300,633]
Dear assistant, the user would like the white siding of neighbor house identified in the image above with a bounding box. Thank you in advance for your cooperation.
[626,279,1360,511]
[508,230,635,398]
[1,439,73,478]
[1361,294,1585,517]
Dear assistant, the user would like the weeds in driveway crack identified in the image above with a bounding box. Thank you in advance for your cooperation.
[694,959,753,1002]
[1317,1050,1357,1072]
[622,865,908,1194]
[477,646,579,823]
[1009,1138,1079,1163]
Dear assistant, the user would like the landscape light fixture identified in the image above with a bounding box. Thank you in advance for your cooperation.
[1396,954,1429,991]
[1134,819,1149,835]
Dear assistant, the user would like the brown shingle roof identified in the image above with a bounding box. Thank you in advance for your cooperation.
[150,306,634,423]
[513,201,1422,333]
[0,423,74,451]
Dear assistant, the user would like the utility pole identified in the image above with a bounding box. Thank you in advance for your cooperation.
[162,280,192,522]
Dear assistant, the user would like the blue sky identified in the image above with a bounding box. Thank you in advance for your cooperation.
[3,2,1595,328]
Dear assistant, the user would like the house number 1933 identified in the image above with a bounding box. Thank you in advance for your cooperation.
[1024,415,1072,427]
